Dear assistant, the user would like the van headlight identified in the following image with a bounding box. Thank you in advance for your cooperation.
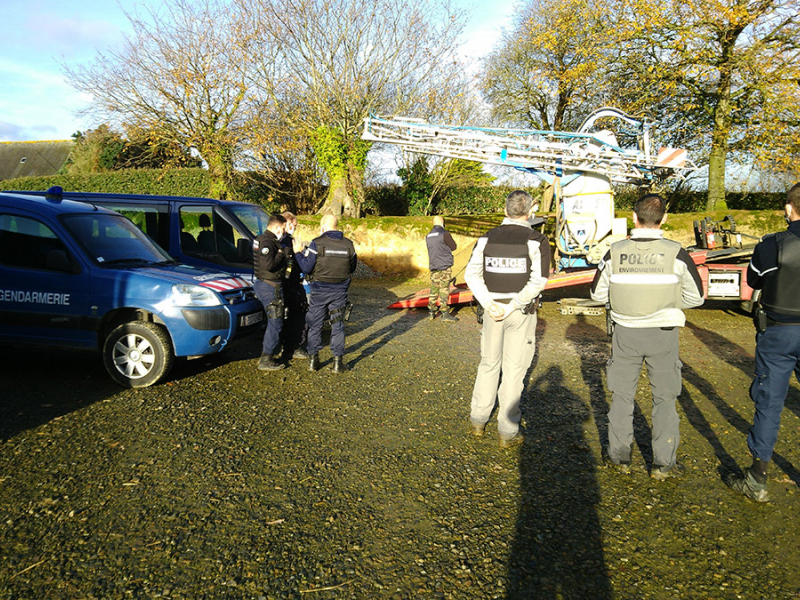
[171,284,223,307]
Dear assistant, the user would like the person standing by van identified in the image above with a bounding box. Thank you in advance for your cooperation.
[253,214,287,371]
[295,214,357,373]
[279,211,309,360]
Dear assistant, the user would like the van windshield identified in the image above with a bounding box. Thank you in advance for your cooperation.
[228,205,271,238]
[63,213,173,266]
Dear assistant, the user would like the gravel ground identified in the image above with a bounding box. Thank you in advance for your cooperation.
[1,278,800,599]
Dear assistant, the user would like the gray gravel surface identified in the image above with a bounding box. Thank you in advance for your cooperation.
[1,279,799,599]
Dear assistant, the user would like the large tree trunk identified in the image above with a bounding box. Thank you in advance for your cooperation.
[203,145,234,200]
[706,49,735,211]
[317,165,363,217]
[707,132,729,211]
[318,174,358,217]
[347,164,364,218]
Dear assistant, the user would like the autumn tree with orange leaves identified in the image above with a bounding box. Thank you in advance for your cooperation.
[609,0,800,208]
[65,0,254,199]
[480,0,616,131]
[240,0,470,217]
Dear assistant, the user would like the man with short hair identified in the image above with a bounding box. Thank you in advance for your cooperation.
[279,211,309,360]
[426,215,458,321]
[465,190,550,448]
[591,194,704,479]
[727,182,800,502]
[295,214,357,373]
[253,214,288,371]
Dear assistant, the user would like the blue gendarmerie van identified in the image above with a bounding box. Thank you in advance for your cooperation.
[0,191,264,387]
[6,188,273,281]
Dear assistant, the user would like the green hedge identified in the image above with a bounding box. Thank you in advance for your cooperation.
[613,188,787,213]
[364,184,529,216]
[1,168,286,213]
[4,168,789,216]
[2,168,212,197]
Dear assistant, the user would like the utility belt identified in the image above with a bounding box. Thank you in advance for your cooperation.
[495,296,541,314]
[259,278,283,289]
[604,304,676,337]
[754,304,800,333]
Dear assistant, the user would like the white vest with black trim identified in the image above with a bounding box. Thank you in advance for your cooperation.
[608,237,682,316]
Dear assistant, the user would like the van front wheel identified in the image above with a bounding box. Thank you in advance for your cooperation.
[103,322,174,387]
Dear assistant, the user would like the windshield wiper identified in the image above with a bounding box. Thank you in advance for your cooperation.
[100,257,158,266]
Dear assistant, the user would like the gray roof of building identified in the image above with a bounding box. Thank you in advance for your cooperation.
[0,141,73,181]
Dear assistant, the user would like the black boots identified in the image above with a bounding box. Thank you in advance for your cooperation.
[308,354,348,373]
[258,354,285,371]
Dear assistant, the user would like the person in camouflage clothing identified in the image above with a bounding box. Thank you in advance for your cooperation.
[426,216,458,322]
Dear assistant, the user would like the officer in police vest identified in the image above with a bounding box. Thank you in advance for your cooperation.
[591,194,704,479]
[295,214,357,373]
[426,216,458,321]
[465,190,550,448]
[726,182,800,502]
[253,214,288,371]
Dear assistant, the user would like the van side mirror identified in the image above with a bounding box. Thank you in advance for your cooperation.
[237,238,253,263]
[46,249,79,274]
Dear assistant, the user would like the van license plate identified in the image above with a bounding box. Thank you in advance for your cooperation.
[241,311,264,326]
[708,272,740,297]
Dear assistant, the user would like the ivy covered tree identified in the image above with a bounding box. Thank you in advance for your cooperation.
[243,0,468,217]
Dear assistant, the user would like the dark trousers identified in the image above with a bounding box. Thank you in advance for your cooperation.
[254,280,283,356]
[306,283,349,357]
[748,324,800,461]
[282,283,308,353]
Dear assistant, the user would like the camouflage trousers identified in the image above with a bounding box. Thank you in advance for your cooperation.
[428,268,453,314]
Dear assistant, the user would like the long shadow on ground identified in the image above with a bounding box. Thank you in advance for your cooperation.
[507,316,610,599]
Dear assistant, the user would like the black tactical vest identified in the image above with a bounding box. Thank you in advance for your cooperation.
[482,225,534,293]
[313,235,355,283]
[761,231,800,316]
[253,232,286,282]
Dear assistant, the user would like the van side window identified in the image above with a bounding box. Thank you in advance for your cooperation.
[97,204,169,249]
[179,206,248,266]
[0,214,73,271]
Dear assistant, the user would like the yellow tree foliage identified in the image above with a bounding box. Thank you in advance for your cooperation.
[609,0,800,208]
[480,0,617,130]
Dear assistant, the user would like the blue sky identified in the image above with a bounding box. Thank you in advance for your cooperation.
[0,0,517,142]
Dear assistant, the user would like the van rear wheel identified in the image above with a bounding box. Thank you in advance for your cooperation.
[103,322,174,388]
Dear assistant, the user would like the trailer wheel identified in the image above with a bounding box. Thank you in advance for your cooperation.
[102,322,174,388]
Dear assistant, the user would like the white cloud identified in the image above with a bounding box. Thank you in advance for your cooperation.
[0,60,93,141]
